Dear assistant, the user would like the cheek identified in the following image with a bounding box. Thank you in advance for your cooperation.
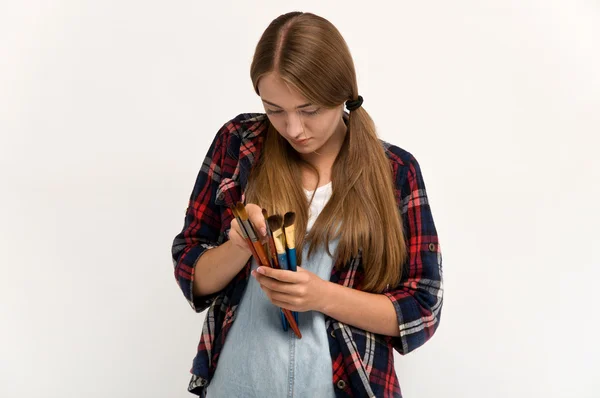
[313,118,336,139]
[267,117,285,135]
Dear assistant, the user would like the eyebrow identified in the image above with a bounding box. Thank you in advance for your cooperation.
[262,99,313,109]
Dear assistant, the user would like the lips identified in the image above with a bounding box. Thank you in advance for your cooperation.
[292,138,311,145]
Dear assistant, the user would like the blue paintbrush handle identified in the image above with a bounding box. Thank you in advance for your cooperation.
[277,253,289,270]
[280,309,288,331]
[287,248,297,271]
[277,253,289,331]
[286,248,299,325]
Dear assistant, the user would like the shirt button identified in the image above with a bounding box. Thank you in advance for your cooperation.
[428,243,436,252]
[336,380,347,389]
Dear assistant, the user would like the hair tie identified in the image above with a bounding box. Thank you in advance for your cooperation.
[345,95,363,111]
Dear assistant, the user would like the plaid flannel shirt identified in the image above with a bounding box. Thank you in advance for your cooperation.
[171,112,443,398]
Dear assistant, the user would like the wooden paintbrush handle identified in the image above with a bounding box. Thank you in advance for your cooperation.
[241,237,261,266]
[252,240,270,266]
[267,236,280,269]
[281,308,302,338]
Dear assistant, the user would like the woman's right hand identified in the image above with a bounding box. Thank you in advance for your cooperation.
[228,203,267,255]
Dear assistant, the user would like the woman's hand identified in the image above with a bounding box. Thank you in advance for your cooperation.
[252,266,329,313]
[228,203,267,256]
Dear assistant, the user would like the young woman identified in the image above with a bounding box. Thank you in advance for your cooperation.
[172,11,443,398]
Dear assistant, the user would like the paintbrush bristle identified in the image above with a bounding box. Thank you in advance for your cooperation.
[262,209,274,237]
[267,214,283,232]
[235,202,249,221]
[230,206,239,218]
[283,212,296,228]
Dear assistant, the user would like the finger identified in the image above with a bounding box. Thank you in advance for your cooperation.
[258,285,303,311]
[229,219,252,254]
[256,266,304,283]
[253,271,296,294]
[260,286,297,306]
[246,204,267,237]
[270,297,299,311]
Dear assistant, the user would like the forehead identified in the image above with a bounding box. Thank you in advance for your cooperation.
[257,73,310,107]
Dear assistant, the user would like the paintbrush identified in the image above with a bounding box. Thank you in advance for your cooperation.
[230,205,261,266]
[268,215,289,271]
[262,209,279,269]
[267,215,289,332]
[283,212,299,325]
[269,215,301,332]
[235,202,269,267]
[283,212,297,270]
[237,208,300,339]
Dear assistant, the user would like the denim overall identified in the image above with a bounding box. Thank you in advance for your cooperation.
[206,182,336,398]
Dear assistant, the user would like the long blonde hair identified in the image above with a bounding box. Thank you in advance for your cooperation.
[246,12,407,293]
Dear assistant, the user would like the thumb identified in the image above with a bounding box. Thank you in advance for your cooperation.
[246,204,267,237]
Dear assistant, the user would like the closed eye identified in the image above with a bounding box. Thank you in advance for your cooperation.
[302,108,321,116]
[265,108,321,116]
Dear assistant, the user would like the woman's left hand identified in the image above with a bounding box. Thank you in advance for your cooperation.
[252,266,328,312]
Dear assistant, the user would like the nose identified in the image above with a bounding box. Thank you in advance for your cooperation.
[286,111,304,139]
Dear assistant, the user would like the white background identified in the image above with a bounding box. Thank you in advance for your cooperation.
[1,1,599,397]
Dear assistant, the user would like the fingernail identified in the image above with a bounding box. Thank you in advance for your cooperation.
[256,267,265,274]
[260,227,267,237]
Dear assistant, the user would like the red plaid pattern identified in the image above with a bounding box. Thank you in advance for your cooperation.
[172,113,443,397]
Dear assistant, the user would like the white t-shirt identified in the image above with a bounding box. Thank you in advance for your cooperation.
[304,181,333,232]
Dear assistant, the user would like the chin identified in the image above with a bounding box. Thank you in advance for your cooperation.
[287,139,312,151]
[290,145,314,154]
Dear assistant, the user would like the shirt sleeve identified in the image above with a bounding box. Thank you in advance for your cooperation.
[171,124,230,313]
[383,152,444,354]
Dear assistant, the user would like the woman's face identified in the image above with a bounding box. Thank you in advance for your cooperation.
[257,72,346,159]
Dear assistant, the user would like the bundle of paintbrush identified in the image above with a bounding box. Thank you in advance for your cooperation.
[266,211,300,332]
[230,202,302,339]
